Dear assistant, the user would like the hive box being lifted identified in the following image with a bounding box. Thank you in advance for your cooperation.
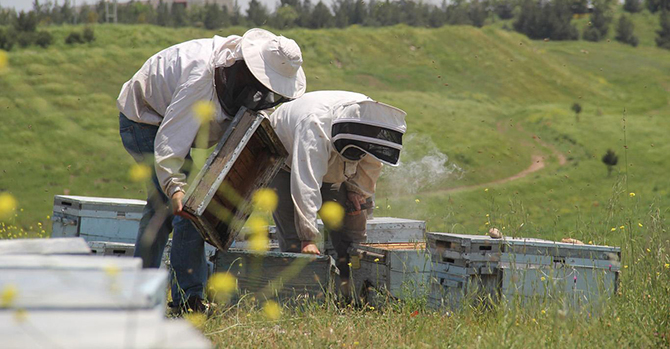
[350,242,431,306]
[183,109,288,251]
[51,195,145,244]
[214,250,338,303]
[426,232,621,309]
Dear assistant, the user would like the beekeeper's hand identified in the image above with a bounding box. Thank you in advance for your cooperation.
[347,192,366,212]
[301,241,321,255]
[171,191,195,219]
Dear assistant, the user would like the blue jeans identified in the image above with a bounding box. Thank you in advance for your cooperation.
[119,113,207,305]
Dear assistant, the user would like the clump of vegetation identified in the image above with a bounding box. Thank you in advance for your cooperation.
[623,0,642,13]
[657,10,670,50]
[514,0,579,41]
[65,26,95,45]
[583,0,612,42]
[571,102,582,122]
[616,15,639,47]
[0,27,14,51]
[602,149,619,177]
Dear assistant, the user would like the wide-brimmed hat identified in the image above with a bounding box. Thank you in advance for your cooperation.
[241,28,306,99]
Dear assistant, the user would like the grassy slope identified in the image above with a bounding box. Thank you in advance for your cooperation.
[0,21,669,348]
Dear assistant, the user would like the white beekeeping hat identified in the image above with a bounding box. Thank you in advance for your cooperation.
[241,28,307,99]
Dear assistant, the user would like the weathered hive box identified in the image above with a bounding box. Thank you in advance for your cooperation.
[427,232,621,309]
[0,237,91,255]
[51,195,145,244]
[322,217,426,252]
[0,268,167,310]
[0,310,211,349]
[351,242,431,305]
[88,240,136,257]
[0,254,142,271]
[183,109,288,251]
[214,250,337,303]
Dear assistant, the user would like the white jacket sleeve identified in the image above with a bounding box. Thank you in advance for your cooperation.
[344,156,382,198]
[290,116,331,242]
[154,81,211,197]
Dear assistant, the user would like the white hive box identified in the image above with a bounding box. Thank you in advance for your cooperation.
[427,232,621,309]
[88,240,136,257]
[0,237,91,255]
[0,254,142,271]
[0,310,211,349]
[0,268,167,310]
[51,195,145,244]
[351,242,431,306]
[322,217,426,244]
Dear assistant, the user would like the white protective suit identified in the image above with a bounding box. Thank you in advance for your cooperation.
[117,35,243,198]
[269,91,407,242]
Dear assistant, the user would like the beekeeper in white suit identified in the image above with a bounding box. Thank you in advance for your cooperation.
[117,28,306,313]
[268,90,406,289]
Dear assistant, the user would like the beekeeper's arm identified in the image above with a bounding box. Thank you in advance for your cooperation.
[154,81,211,217]
[289,115,331,252]
[344,155,383,210]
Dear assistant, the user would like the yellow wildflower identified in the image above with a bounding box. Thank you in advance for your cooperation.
[638,223,643,227]
[193,100,215,122]
[1,284,18,308]
[629,192,635,197]
[263,300,281,320]
[415,199,420,203]
[0,193,18,220]
[129,163,151,182]
[320,201,344,229]
[252,189,278,212]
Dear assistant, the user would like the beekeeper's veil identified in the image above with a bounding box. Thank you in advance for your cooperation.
[331,101,407,166]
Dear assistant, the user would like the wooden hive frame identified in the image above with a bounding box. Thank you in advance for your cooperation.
[183,109,288,251]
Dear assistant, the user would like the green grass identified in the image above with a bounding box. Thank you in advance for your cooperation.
[0,23,669,347]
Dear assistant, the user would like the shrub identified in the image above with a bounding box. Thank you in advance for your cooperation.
[83,26,95,43]
[0,27,15,51]
[16,32,34,48]
[35,31,53,48]
[616,15,639,47]
[657,10,670,50]
[65,31,84,45]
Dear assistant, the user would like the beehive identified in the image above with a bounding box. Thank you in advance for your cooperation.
[427,232,621,309]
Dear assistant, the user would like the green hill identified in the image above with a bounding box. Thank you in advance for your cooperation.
[0,23,669,245]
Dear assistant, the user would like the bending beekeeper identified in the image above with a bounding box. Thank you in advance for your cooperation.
[116,28,306,313]
[268,90,406,292]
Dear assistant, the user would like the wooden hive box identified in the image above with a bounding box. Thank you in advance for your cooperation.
[51,195,145,244]
[350,242,431,306]
[183,109,288,251]
[214,250,338,303]
[0,237,91,256]
[426,232,621,310]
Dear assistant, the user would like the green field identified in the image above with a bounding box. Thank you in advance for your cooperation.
[0,18,669,347]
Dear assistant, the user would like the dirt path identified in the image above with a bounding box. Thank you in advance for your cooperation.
[434,121,567,195]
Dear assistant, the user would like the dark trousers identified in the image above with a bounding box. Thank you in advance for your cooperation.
[269,169,368,278]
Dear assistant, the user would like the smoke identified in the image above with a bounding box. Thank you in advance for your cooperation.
[381,134,463,195]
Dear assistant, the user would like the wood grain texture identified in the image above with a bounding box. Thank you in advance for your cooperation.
[183,112,288,251]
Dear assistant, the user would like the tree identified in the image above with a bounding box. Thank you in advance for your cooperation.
[15,11,38,32]
[204,3,229,29]
[601,149,618,177]
[571,0,588,14]
[469,0,488,27]
[515,0,578,40]
[247,0,269,26]
[309,1,334,28]
[156,0,171,26]
[645,0,669,13]
[272,5,300,28]
[571,102,582,122]
[657,10,670,49]
[583,0,612,42]
[615,15,639,47]
[623,0,642,13]
[35,30,52,48]
[495,0,515,20]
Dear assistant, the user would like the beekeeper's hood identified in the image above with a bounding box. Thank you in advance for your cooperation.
[331,100,407,166]
[212,28,306,116]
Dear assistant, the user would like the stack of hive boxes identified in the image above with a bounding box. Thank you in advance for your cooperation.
[427,232,621,309]
[0,238,210,349]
